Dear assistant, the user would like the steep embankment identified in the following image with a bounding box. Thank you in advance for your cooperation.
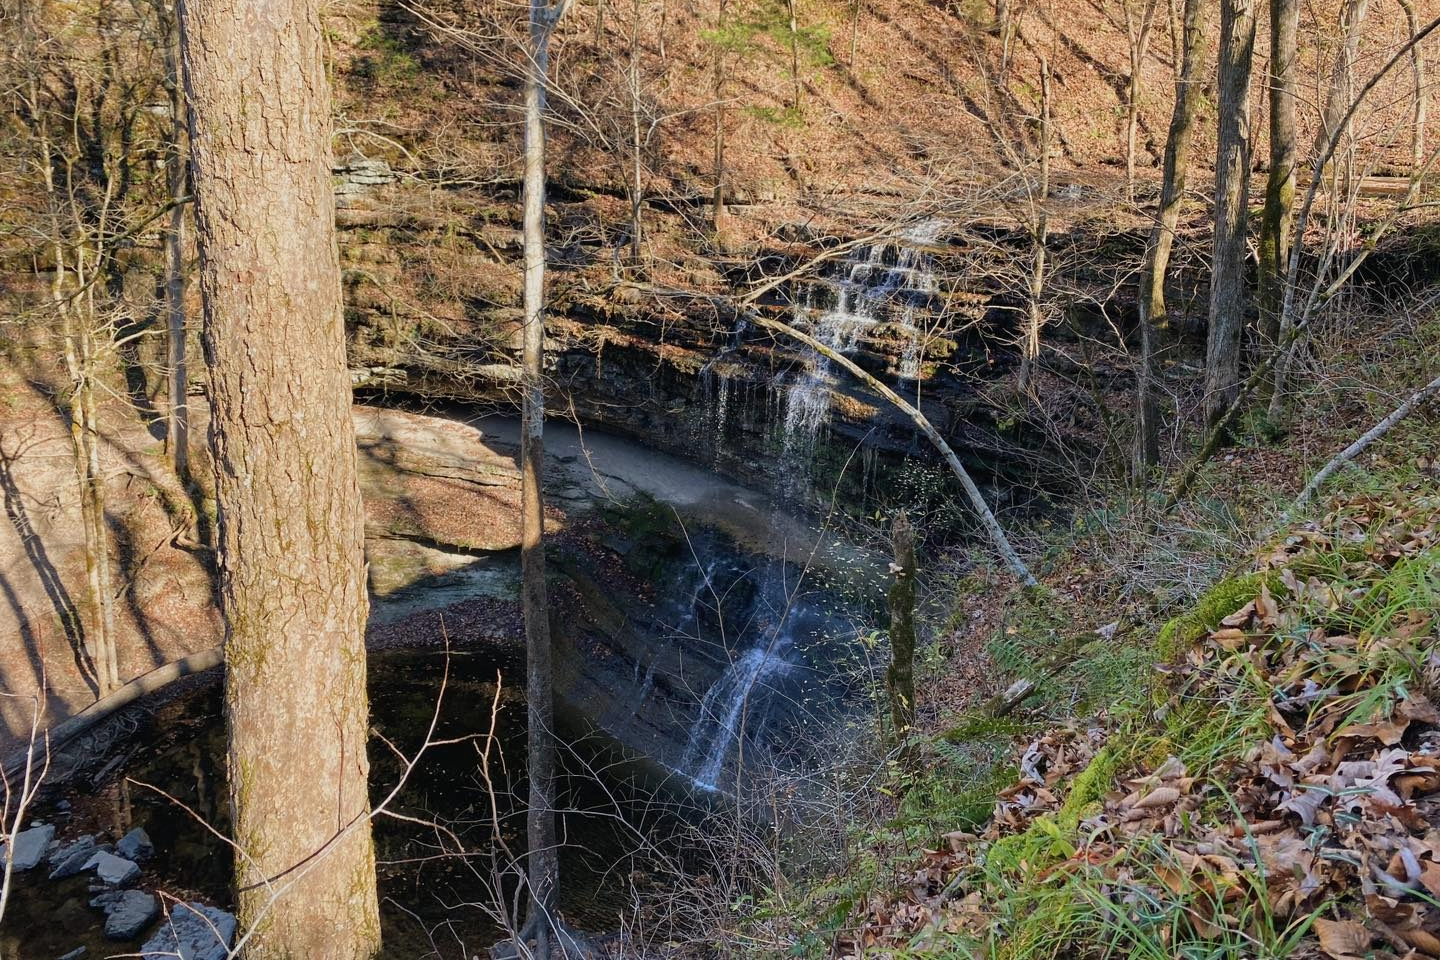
[780,341,1440,958]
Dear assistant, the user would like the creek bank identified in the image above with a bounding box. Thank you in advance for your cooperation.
[2,651,689,960]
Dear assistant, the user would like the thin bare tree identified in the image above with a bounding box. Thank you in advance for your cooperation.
[1134,0,1210,471]
[516,0,574,956]
[1203,0,1256,426]
[1258,0,1298,356]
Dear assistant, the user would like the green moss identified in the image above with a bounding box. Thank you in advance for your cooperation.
[1155,571,1279,659]
[986,813,1076,876]
[941,712,1031,743]
[1058,745,1119,826]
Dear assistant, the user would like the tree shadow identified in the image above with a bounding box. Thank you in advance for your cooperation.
[107,508,166,670]
[0,434,99,698]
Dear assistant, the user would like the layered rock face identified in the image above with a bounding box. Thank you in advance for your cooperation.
[337,173,1088,504]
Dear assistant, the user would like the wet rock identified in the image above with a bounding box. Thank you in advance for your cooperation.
[140,902,236,960]
[48,835,98,879]
[91,889,159,939]
[83,851,140,886]
[58,948,86,960]
[0,823,55,871]
[116,827,154,863]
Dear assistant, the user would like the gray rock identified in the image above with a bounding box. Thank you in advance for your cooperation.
[140,902,236,960]
[116,827,154,863]
[57,949,86,960]
[0,823,55,871]
[48,835,98,879]
[83,851,140,886]
[96,889,159,940]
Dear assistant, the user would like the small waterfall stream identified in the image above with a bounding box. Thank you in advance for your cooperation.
[668,224,949,792]
[778,220,948,461]
[681,639,791,792]
[662,535,860,794]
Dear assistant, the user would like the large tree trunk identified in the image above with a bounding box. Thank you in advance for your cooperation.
[1134,0,1209,472]
[176,0,381,955]
[1258,0,1298,355]
[1204,0,1255,427]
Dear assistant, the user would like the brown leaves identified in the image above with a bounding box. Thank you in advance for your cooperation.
[859,493,1440,959]
[1316,917,1373,959]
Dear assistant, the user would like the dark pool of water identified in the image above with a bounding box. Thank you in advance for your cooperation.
[2,651,694,960]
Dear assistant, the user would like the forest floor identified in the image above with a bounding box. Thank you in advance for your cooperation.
[738,310,1440,958]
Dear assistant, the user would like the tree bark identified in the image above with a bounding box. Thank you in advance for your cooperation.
[1123,0,1158,201]
[628,0,645,267]
[1134,0,1210,472]
[1399,0,1427,173]
[712,0,728,231]
[521,0,568,954]
[886,513,917,741]
[161,3,190,485]
[176,0,381,954]
[1315,0,1371,193]
[786,0,802,111]
[1204,0,1255,427]
[1017,59,1051,395]
[1257,0,1298,354]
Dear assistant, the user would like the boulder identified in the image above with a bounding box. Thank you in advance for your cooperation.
[83,851,140,886]
[91,889,159,940]
[0,823,55,871]
[140,902,236,960]
[116,828,154,863]
[48,835,98,879]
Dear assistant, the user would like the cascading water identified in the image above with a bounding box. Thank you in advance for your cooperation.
[660,535,856,794]
[680,638,792,792]
[663,226,951,793]
[778,220,948,463]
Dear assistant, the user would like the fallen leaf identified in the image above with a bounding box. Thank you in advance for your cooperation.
[1315,917,1373,959]
[1134,787,1182,810]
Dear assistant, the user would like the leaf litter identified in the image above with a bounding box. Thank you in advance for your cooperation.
[841,489,1440,959]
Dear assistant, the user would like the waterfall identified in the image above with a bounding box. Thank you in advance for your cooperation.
[700,314,751,461]
[680,639,791,792]
[778,220,948,458]
[782,285,876,455]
